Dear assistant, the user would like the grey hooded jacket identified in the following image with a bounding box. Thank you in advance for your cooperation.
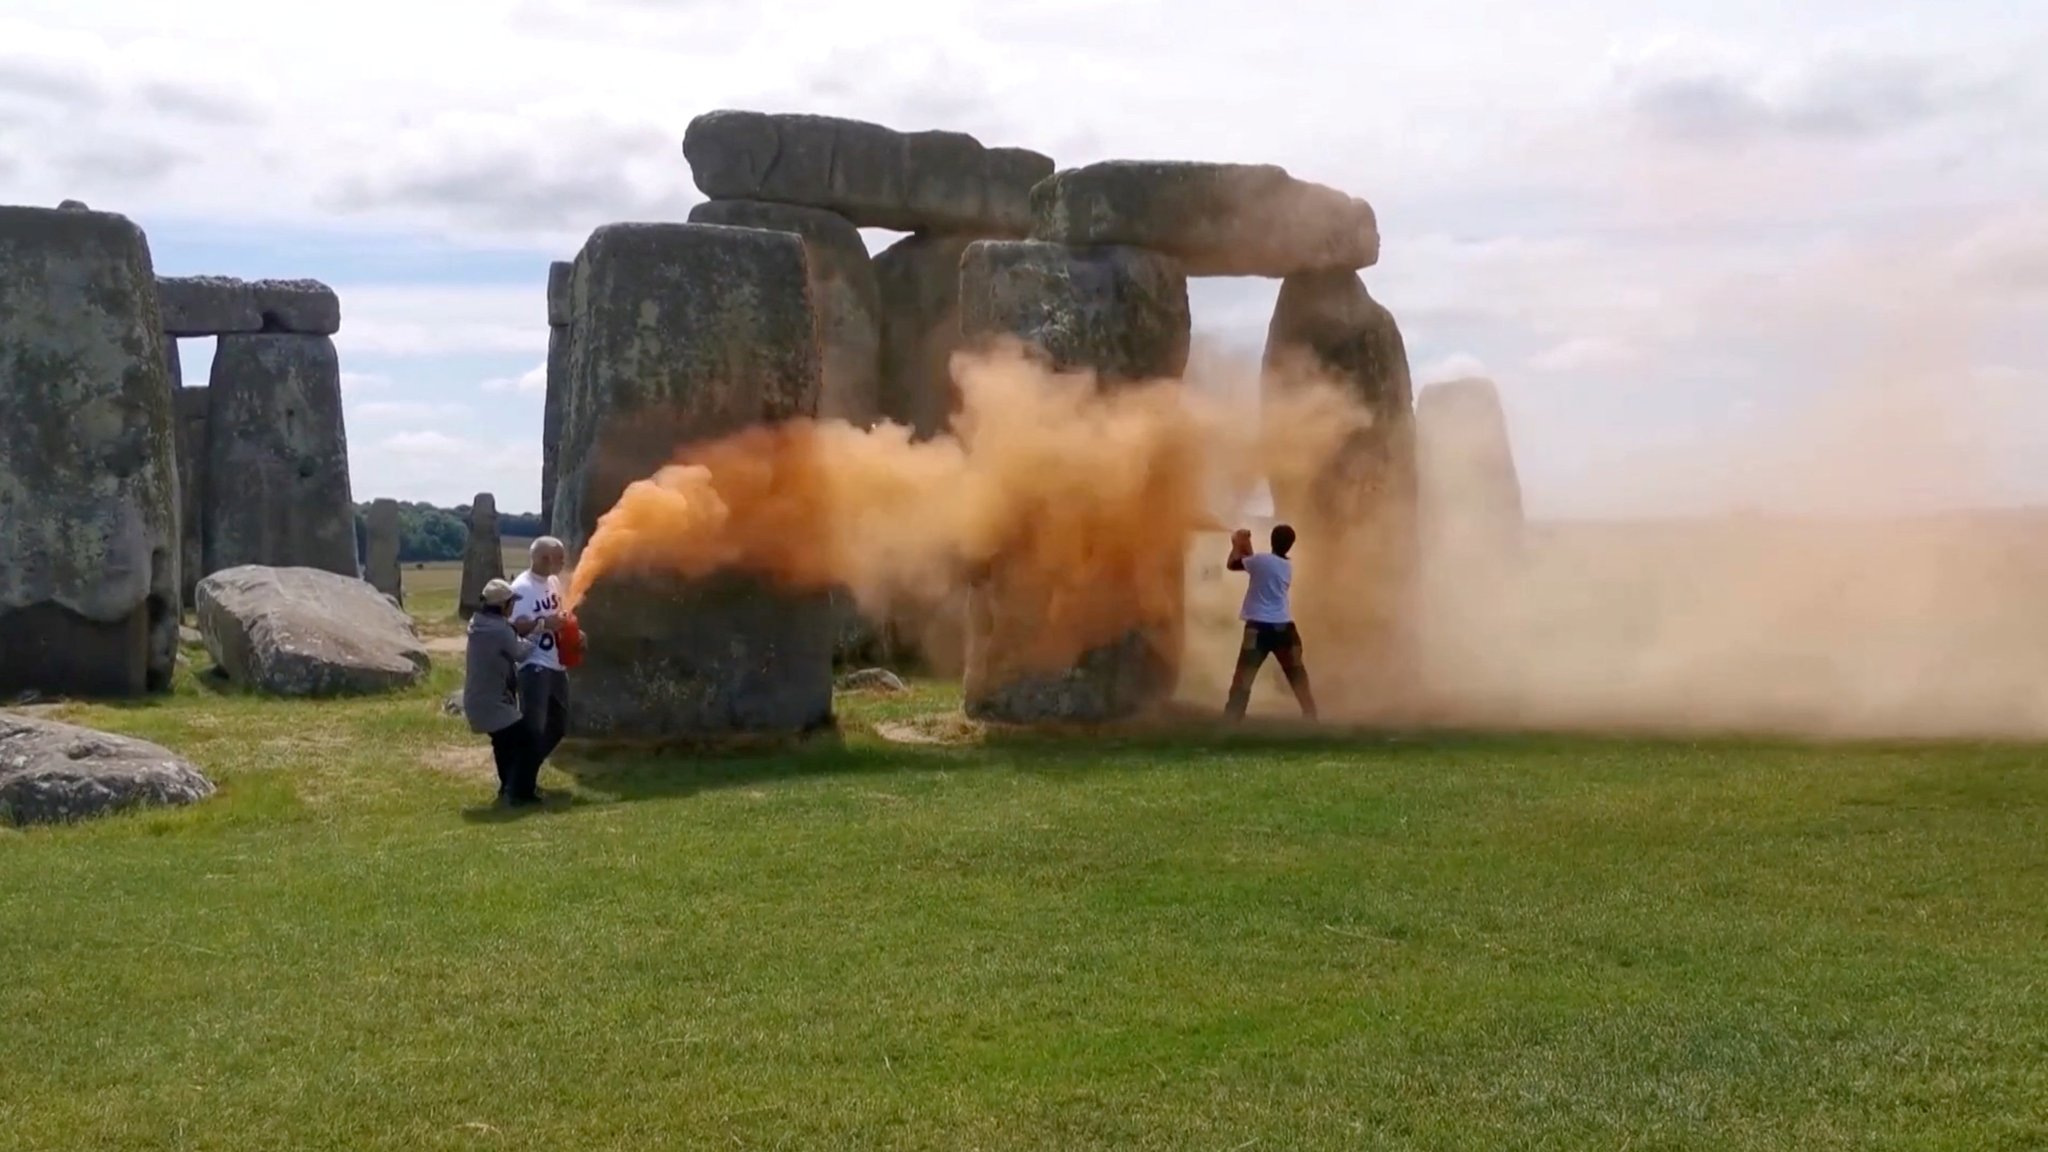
[463,609,534,734]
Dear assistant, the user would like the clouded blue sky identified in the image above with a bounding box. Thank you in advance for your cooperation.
[4,0,2044,516]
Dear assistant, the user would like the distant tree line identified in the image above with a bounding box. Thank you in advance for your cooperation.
[350,501,544,564]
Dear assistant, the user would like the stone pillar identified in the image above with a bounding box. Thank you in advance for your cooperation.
[687,201,881,428]
[173,387,209,609]
[1261,269,1417,709]
[366,498,403,604]
[165,337,182,388]
[0,205,181,697]
[456,493,503,619]
[1416,376,1522,565]
[541,260,571,535]
[202,334,357,578]
[555,222,834,739]
[955,240,1191,723]
[874,232,977,440]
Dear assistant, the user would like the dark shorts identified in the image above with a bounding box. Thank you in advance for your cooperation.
[1241,621,1302,657]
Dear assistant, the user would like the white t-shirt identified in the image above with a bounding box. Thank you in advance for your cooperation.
[1239,552,1292,625]
[508,570,565,671]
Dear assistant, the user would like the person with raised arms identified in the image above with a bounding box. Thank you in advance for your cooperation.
[1223,523,1317,722]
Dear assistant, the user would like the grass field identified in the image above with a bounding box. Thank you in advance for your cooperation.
[4,562,2047,1148]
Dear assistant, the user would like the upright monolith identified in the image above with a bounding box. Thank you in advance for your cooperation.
[874,232,976,439]
[955,240,1192,723]
[366,497,403,603]
[173,387,209,608]
[1262,269,1418,709]
[541,260,572,534]
[456,493,503,619]
[0,204,180,697]
[202,333,357,577]
[687,202,881,427]
[554,222,834,739]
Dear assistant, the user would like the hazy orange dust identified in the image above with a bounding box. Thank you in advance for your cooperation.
[565,339,1374,678]
[567,320,2048,741]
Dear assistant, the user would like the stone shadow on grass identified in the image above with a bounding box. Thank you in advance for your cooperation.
[541,736,965,806]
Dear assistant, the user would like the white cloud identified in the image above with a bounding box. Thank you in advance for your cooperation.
[334,285,547,358]
[1417,353,1491,385]
[481,362,548,396]
[354,400,472,422]
[5,1,2046,514]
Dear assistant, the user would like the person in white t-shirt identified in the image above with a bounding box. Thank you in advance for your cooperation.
[1223,523,1317,721]
[508,536,572,793]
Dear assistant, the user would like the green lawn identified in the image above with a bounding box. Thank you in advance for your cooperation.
[3,628,2046,1148]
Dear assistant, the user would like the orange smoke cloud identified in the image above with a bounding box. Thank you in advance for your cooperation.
[563,342,1368,676]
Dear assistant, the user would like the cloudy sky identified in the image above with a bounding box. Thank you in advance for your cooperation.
[5,0,2044,517]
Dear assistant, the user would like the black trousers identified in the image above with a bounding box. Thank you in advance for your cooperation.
[517,666,571,775]
[1224,621,1317,720]
[488,720,538,800]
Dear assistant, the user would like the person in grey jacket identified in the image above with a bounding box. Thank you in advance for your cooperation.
[464,578,553,805]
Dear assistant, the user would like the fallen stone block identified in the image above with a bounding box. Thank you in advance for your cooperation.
[0,714,214,826]
[196,565,430,696]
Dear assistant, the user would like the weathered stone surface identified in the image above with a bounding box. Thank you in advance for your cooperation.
[366,497,402,603]
[0,205,180,700]
[202,333,357,577]
[875,232,974,439]
[955,240,1191,723]
[1262,270,1418,706]
[0,713,213,826]
[1261,270,1415,525]
[683,109,1053,235]
[546,259,573,327]
[57,199,90,211]
[1417,377,1523,560]
[688,200,882,426]
[173,386,209,608]
[541,325,568,534]
[196,565,429,696]
[457,492,504,619]
[558,221,832,738]
[158,275,259,335]
[959,240,1191,384]
[165,336,182,388]
[1031,161,1380,278]
[158,275,340,336]
[250,278,341,335]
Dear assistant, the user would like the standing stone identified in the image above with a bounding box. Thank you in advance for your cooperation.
[956,240,1192,723]
[541,260,573,535]
[875,232,976,439]
[959,241,1192,383]
[687,203,882,427]
[0,205,180,698]
[366,497,403,604]
[202,334,357,578]
[456,493,504,619]
[1262,270,1418,710]
[173,387,210,608]
[683,110,1053,236]
[1416,376,1522,564]
[557,222,833,739]
[546,259,573,327]
[165,337,182,388]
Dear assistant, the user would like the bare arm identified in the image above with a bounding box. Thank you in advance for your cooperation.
[1226,528,1253,572]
